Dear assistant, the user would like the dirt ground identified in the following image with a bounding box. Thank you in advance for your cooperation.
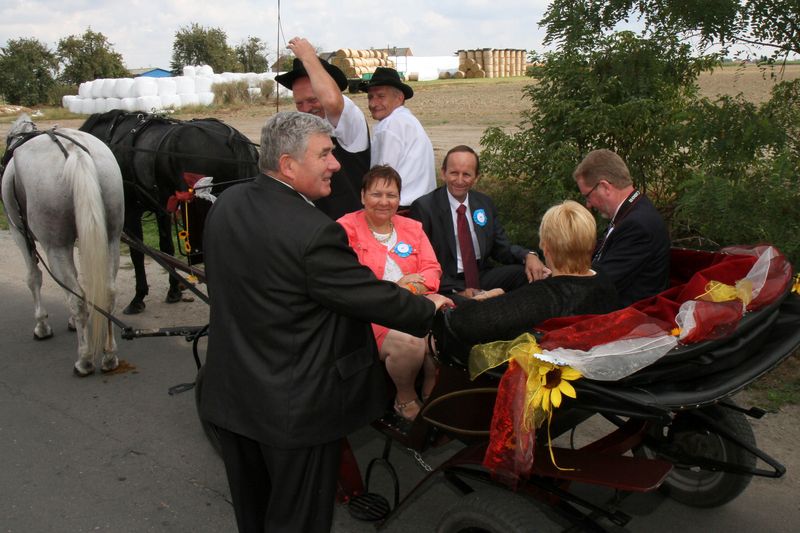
[1,63,799,524]
[5,63,796,167]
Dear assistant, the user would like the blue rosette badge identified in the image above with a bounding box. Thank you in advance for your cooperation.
[393,241,413,257]
[473,208,488,227]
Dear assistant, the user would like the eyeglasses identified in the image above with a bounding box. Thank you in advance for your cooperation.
[582,181,602,201]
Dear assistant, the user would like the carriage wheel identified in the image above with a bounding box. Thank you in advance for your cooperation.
[194,365,222,456]
[635,403,756,508]
[436,485,561,533]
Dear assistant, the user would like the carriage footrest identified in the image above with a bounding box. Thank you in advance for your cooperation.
[532,446,672,492]
[348,492,390,521]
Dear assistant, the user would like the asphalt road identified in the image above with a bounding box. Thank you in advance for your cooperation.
[1,246,798,532]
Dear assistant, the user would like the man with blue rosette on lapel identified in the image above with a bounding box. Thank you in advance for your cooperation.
[410,145,548,301]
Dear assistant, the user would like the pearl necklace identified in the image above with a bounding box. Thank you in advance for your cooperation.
[369,220,394,243]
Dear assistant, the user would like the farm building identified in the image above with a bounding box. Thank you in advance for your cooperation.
[129,68,173,78]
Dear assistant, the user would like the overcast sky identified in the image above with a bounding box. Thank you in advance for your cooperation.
[0,0,553,69]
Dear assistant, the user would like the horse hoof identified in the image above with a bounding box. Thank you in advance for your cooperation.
[123,301,146,315]
[165,289,182,304]
[67,322,77,332]
[73,362,95,377]
[101,357,119,373]
[33,329,54,341]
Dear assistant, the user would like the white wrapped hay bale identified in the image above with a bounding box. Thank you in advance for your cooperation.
[160,93,181,109]
[195,76,213,93]
[197,64,214,77]
[174,76,196,94]
[67,97,83,114]
[132,77,158,97]
[179,93,200,107]
[157,77,177,96]
[78,81,93,98]
[115,78,135,98]
[197,92,214,106]
[62,94,77,109]
[136,95,162,112]
[90,79,105,98]
[248,87,262,98]
[105,97,122,111]
[183,65,196,77]
[245,73,259,87]
[211,73,226,85]
[121,97,138,112]
[102,79,118,98]
[78,98,97,115]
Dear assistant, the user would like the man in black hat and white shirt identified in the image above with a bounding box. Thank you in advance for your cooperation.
[277,37,370,219]
[360,67,436,207]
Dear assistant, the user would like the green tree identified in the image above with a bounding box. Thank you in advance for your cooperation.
[235,36,269,73]
[171,23,240,74]
[57,28,128,85]
[482,0,800,264]
[0,38,58,106]
[541,0,800,60]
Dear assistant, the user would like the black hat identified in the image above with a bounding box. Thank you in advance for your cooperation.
[359,67,413,99]
[275,57,348,92]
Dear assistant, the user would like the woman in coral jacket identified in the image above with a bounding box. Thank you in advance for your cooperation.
[338,165,442,422]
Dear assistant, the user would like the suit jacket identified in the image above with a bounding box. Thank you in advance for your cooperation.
[200,175,436,448]
[592,194,670,307]
[410,186,529,294]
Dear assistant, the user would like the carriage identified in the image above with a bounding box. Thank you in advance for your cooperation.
[4,113,800,531]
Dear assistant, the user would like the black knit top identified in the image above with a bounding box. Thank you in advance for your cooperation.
[446,272,620,345]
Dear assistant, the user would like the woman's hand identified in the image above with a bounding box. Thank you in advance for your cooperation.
[397,273,425,286]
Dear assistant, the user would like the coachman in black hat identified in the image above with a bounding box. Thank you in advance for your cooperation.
[358,66,414,99]
[276,37,371,221]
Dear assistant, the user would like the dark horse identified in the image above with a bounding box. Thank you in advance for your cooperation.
[80,110,259,314]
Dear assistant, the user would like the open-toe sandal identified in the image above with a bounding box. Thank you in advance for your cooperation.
[394,398,421,422]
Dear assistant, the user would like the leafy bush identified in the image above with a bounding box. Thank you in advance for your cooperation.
[482,31,800,266]
[211,80,250,105]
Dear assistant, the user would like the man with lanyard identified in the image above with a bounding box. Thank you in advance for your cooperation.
[573,148,671,307]
[276,37,370,219]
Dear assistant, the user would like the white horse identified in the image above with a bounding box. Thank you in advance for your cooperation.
[2,114,125,375]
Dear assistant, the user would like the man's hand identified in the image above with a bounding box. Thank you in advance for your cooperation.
[287,37,316,62]
[425,293,455,311]
[525,253,550,282]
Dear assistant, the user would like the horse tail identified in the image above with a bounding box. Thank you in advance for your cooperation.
[64,148,110,357]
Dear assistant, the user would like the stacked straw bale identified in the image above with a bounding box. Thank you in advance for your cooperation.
[456,48,527,78]
[330,49,396,79]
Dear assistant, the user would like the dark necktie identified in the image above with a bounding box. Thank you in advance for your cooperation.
[456,204,480,289]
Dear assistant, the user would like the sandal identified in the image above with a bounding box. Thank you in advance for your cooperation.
[394,398,421,422]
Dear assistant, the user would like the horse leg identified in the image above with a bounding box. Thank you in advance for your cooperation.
[8,229,54,340]
[101,238,121,372]
[157,211,182,304]
[123,209,148,314]
[44,246,94,376]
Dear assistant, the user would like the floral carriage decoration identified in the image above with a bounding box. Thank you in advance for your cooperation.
[470,245,794,483]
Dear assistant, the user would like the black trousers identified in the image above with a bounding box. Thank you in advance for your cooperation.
[215,425,341,533]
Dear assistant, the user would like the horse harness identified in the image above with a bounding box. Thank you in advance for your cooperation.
[4,126,93,258]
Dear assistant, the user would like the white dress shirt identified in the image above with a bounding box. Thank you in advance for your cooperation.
[447,190,482,273]
[370,106,436,206]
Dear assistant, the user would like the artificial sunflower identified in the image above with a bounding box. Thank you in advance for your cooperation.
[530,362,581,413]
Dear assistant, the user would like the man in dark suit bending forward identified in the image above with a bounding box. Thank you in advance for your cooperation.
[200,111,452,533]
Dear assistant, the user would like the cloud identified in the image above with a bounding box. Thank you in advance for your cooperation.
[1,1,552,70]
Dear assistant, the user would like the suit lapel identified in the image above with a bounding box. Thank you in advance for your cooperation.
[470,193,489,259]
[434,188,458,267]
